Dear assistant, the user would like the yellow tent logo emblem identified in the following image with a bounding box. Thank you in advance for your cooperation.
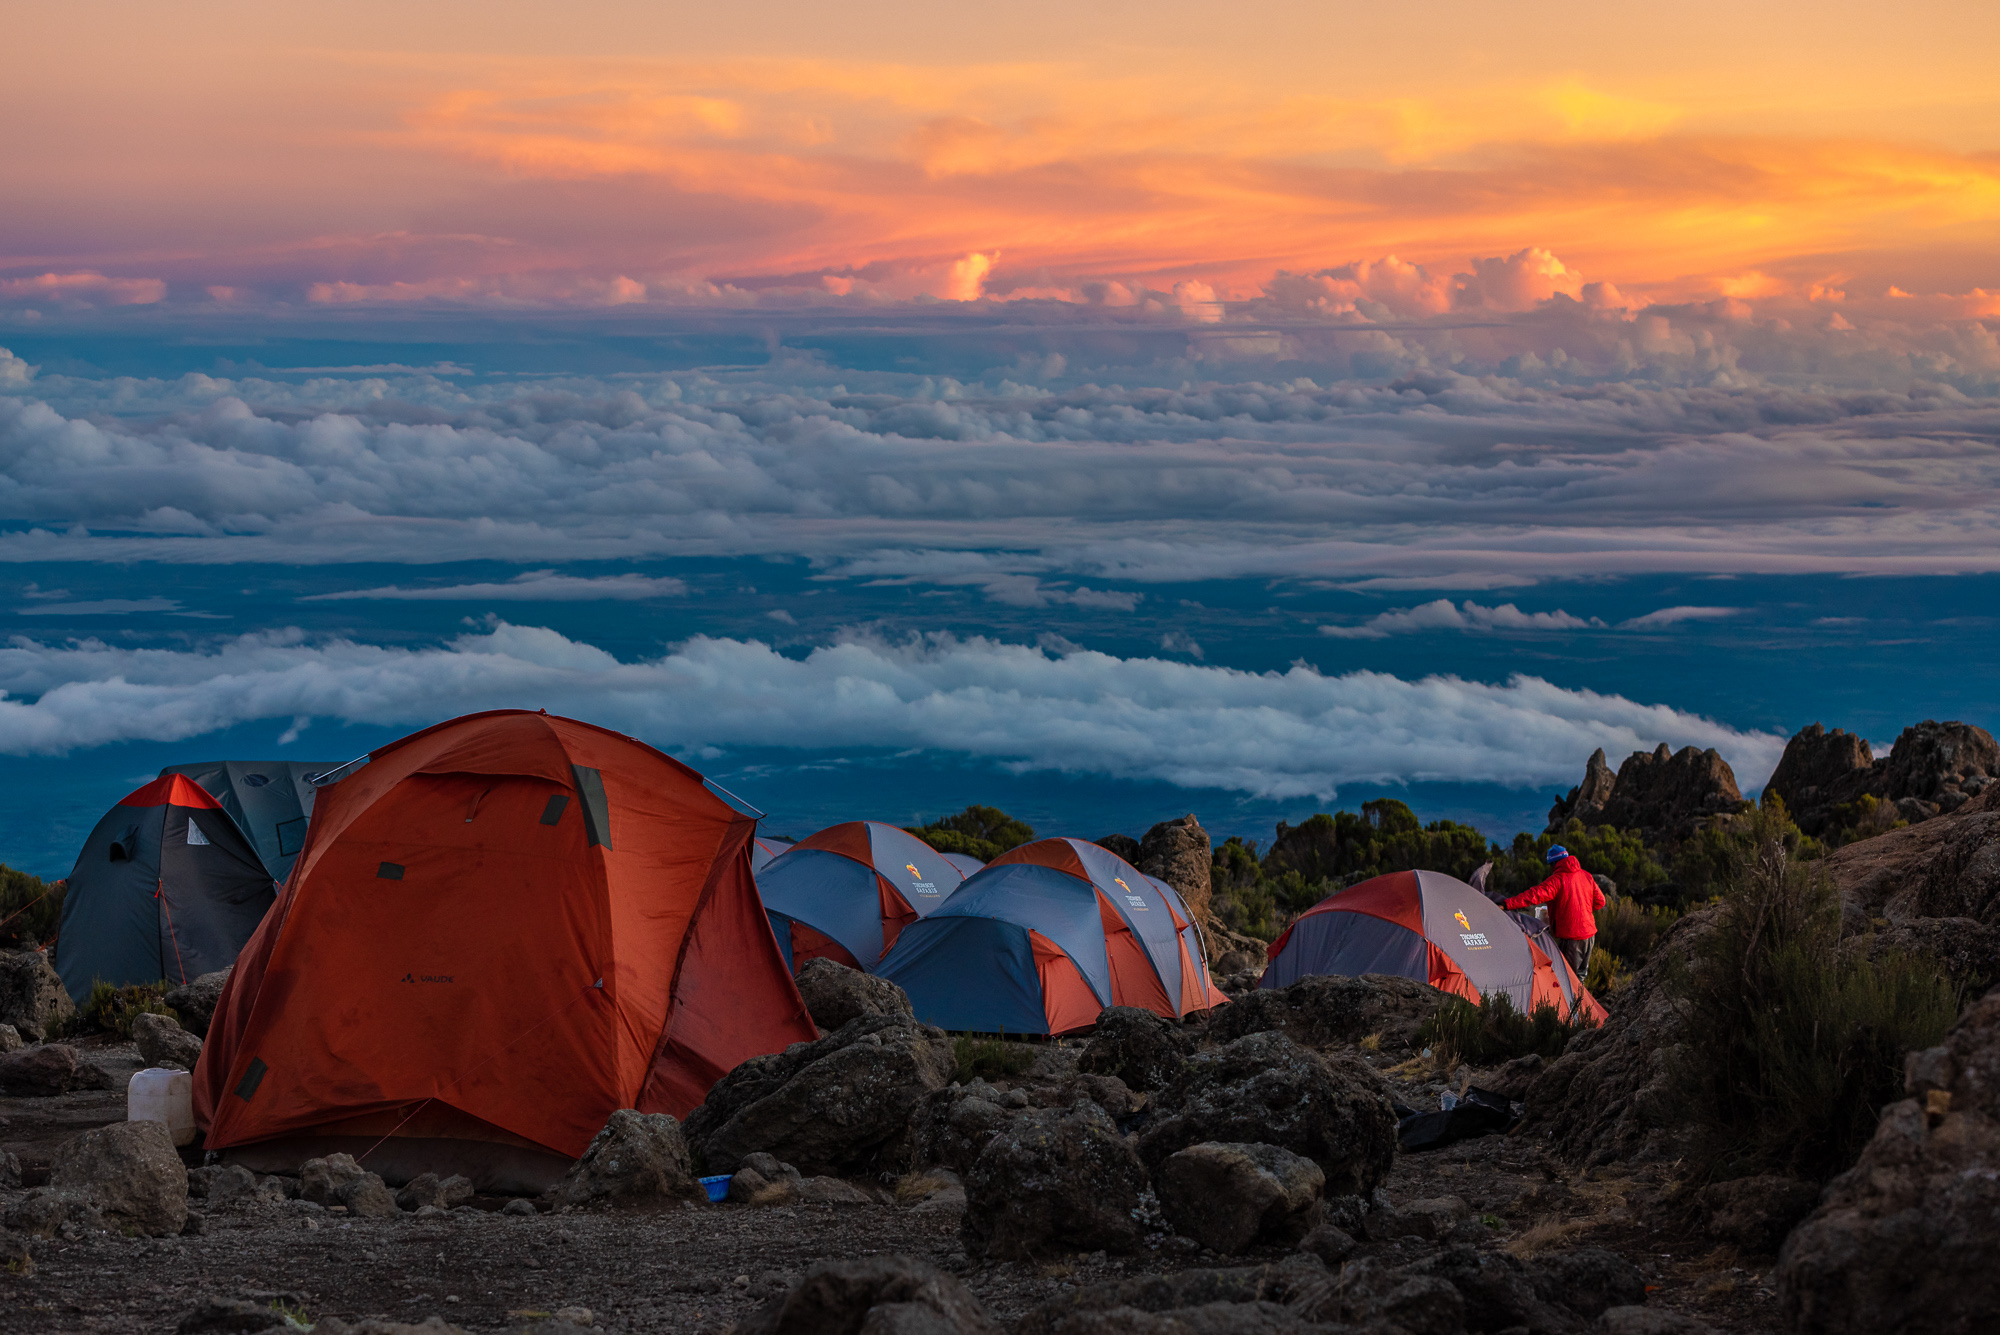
[906,864,921,879]
[1454,911,1472,930]
[1115,877,1132,893]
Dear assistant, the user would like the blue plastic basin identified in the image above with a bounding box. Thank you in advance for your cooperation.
[699,1174,731,1203]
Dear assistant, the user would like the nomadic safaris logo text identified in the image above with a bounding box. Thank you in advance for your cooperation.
[1114,876,1149,909]
[1451,909,1491,950]
[905,862,941,896]
[400,972,455,983]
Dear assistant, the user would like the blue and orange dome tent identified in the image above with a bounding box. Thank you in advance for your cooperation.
[1260,869,1606,1023]
[756,821,967,972]
[879,837,1228,1034]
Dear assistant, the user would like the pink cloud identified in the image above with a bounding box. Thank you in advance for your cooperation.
[0,271,166,306]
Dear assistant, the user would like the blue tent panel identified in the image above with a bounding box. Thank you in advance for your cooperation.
[756,847,893,966]
[916,862,1114,1007]
[879,916,1054,1034]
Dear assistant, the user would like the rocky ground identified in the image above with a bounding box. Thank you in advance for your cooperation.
[1,1022,1775,1335]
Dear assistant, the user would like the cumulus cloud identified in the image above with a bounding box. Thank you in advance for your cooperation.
[303,571,688,601]
[0,622,1787,795]
[1322,599,1605,639]
[0,272,167,307]
[1619,606,1743,629]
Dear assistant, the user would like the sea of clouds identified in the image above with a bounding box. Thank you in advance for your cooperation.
[1,278,1993,796]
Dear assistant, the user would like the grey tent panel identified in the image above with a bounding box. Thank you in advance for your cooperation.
[160,760,338,882]
[58,784,276,1001]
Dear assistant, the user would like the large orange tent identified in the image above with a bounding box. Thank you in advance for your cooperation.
[193,710,815,1191]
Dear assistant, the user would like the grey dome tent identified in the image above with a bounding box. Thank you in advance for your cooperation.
[159,760,336,882]
[56,775,277,1001]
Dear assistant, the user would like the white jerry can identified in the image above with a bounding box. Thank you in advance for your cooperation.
[127,1067,196,1145]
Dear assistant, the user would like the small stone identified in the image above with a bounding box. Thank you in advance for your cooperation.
[501,1198,538,1216]
[132,1012,204,1071]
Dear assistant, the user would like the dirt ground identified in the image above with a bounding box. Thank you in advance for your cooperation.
[1,1034,1778,1334]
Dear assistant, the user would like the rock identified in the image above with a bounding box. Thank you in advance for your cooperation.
[797,1176,877,1207]
[1095,834,1142,862]
[1208,973,1446,1052]
[1051,1071,1138,1117]
[1296,1221,1356,1266]
[1880,721,2000,813]
[1309,1257,1465,1334]
[133,1011,204,1070]
[50,1118,189,1236]
[1698,1175,1821,1254]
[161,968,232,1038]
[0,949,72,1040]
[1765,724,1878,837]
[500,1198,538,1216]
[1138,814,1213,927]
[0,1022,20,1053]
[0,1042,106,1095]
[793,957,917,1034]
[685,1013,955,1178]
[1589,743,1746,844]
[205,1164,277,1211]
[1367,1196,1470,1242]
[177,1295,299,1332]
[1076,1006,1192,1091]
[915,1090,1013,1174]
[0,1149,19,1188]
[339,1173,400,1219]
[396,1172,474,1212]
[1137,1032,1397,1197]
[1396,1243,1582,1332]
[1156,1142,1324,1254]
[1483,1052,1545,1101]
[1548,747,1620,830]
[299,1153,367,1206]
[1775,987,2000,1334]
[1521,908,1713,1166]
[4,1188,66,1236]
[1597,1309,1715,1335]
[1016,1259,1327,1335]
[961,1101,1149,1259]
[1769,720,2000,840]
[736,1255,1002,1335]
[1531,1247,1648,1319]
[554,1108,699,1207]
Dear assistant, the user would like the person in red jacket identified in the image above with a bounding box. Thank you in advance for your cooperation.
[1505,845,1605,980]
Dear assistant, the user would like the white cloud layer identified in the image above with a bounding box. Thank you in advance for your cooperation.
[1321,599,1605,639]
[0,621,1787,796]
[1619,606,1743,628]
[304,571,687,601]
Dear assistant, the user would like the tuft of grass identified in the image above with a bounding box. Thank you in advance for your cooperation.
[1358,1031,1384,1053]
[952,1034,1035,1084]
[1594,896,1680,966]
[50,980,178,1039]
[1416,991,1594,1067]
[1663,801,1959,1183]
[1505,1217,1589,1258]
[1585,948,1632,996]
[893,1173,952,1205]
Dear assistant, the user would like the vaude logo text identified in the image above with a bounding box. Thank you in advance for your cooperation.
[400,972,455,983]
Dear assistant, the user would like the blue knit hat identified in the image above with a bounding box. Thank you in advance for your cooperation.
[1545,845,1569,864]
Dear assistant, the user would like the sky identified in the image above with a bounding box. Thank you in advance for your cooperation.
[2,3,1997,876]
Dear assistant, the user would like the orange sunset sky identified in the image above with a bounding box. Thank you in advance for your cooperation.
[5,0,2000,312]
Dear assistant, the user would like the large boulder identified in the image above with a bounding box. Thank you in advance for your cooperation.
[1207,973,1445,1052]
[1775,987,2000,1335]
[1137,1032,1396,1197]
[1879,721,1999,817]
[685,1013,955,1178]
[1521,908,1713,1166]
[1155,1142,1324,1254]
[161,968,232,1038]
[792,958,915,1034]
[1076,1006,1192,1091]
[554,1109,699,1207]
[1768,720,1999,839]
[1597,744,1746,844]
[50,1119,189,1236]
[962,1101,1150,1259]
[0,1042,107,1095]
[1698,1175,1821,1254]
[1547,747,1619,831]
[133,1011,204,1070]
[0,949,73,1040]
[1138,814,1213,927]
[1764,724,1878,837]
[738,1256,1002,1334]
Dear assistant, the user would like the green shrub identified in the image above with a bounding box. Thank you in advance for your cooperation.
[1825,794,1907,848]
[1594,896,1680,966]
[1663,803,1958,1182]
[1585,947,1632,995]
[952,1034,1036,1083]
[53,980,179,1039]
[907,806,1036,864]
[1487,822,1669,903]
[1210,836,1278,939]
[1415,991,1593,1066]
[0,865,64,949]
